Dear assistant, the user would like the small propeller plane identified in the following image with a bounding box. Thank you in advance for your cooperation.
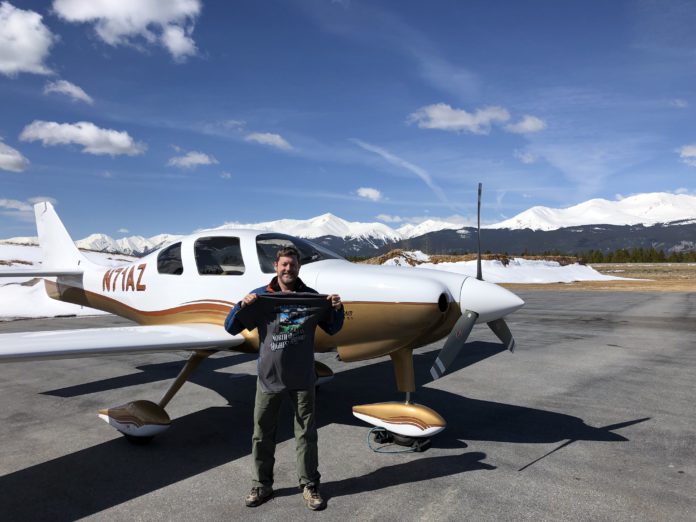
[0,195,524,444]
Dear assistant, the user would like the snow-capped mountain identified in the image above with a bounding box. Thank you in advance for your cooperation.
[216,213,403,242]
[488,193,696,231]
[396,219,465,239]
[75,233,182,255]
[0,236,39,246]
[0,234,181,255]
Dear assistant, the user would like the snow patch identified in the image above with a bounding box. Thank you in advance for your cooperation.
[383,253,629,284]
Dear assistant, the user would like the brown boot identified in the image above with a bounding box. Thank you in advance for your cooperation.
[245,486,273,507]
[302,485,326,511]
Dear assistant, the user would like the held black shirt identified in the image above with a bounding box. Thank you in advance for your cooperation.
[233,292,337,392]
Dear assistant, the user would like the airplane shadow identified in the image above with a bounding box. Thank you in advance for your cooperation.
[1,343,648,520]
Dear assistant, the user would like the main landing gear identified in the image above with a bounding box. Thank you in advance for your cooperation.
[98,349,214,444]
[98,352,336,444]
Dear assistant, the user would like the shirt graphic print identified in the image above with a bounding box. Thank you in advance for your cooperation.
[235,293,333,392]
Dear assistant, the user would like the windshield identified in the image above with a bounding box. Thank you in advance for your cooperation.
[255,233,344,273]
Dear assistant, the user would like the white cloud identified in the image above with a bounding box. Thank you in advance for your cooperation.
[0,196,55,222]
[161,23,196,62]
[408,103,546,136]
[376,213,402,223]
[167,150,218,169]
[43,79,94,104]
[679,144,696,167]
[20,120,146,156]
[223,119,246,129]
[670,99,688,108]
[52,0,201,61]
[0,2,56,76]
[514,149,537,164]
[505,115,547,134]
[356,187,382,201]
[0,139,30,172]
[408,103,510,134]
[245,132,293,150]
[118,228,129,233]
[220,171,232,179]
[0,198,31,212]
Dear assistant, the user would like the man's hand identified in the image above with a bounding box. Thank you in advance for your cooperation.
[240,293,258,308]
[327,293,342,310]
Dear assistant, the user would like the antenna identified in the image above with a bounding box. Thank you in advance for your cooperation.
[476,183,482,281]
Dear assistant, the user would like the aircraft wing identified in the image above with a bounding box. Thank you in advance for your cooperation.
[0,324,245,362]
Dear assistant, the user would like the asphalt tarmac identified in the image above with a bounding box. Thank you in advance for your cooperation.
[0,291,694,521]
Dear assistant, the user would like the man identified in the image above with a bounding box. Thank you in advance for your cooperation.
[224,246,344,511]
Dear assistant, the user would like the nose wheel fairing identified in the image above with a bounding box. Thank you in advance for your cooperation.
[352,402,446,438]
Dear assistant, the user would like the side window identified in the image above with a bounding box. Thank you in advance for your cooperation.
[195,237,245,275]
[157,242,183,275]
[256,233,344,273]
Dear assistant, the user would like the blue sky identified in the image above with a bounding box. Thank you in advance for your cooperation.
[1,0,695,238]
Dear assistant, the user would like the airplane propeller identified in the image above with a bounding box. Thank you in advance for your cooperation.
[429,183,518,381]
[430,309,479,380]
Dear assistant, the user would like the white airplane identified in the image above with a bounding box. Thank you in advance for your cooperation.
[0,200,524,445]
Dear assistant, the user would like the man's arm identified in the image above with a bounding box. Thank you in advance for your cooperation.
[319,294,344,335]
[224,290,263,335]
[224,301,246,335]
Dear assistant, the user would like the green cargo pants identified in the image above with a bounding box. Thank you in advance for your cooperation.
[251,379,320,488]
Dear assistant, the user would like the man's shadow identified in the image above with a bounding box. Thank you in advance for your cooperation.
[0,343,647,520]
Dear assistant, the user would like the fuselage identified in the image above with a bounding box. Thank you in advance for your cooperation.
[45,229,524,362]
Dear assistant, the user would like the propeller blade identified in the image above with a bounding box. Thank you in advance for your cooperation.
[430,309,479,381]
[476,182,483,281]
[487,318,515,352]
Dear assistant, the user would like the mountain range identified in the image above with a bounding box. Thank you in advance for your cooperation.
[2,192,695,256]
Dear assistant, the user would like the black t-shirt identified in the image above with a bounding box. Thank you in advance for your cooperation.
[235,293,332,392]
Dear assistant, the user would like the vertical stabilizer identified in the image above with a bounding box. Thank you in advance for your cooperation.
[35,202,92,270]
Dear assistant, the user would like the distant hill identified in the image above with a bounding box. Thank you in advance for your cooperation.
[390,221,696,257]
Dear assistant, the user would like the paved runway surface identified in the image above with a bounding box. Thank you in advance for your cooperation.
[0,291,694,521]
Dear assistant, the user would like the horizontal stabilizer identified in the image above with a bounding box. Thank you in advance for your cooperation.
[0,269,83,278]
[0,324,245,362]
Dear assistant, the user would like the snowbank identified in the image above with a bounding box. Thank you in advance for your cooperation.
[0,244,137,321]
[413,257,628,284]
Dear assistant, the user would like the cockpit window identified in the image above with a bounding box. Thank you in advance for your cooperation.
[195,237,245,275]
[157,242,183,275]
[256,233,344,273]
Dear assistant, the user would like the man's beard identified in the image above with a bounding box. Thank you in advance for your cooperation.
[280,273,297,285]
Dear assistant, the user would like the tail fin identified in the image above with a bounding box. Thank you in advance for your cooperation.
[35,202,93,270]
